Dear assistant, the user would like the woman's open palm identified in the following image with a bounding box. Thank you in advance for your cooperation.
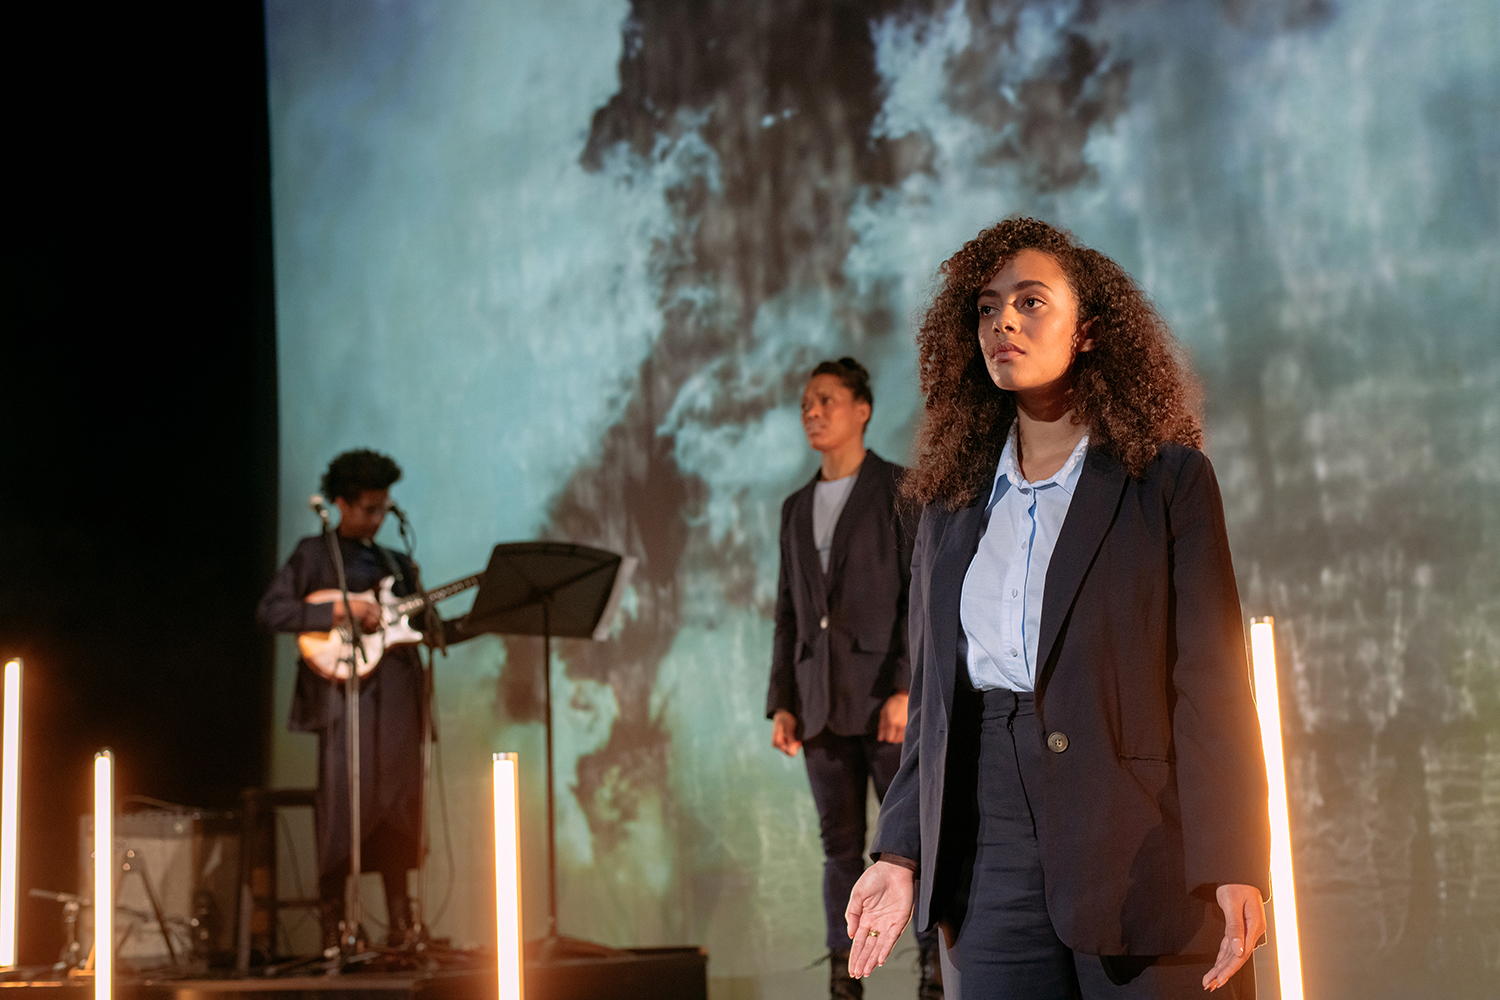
[844,861,915,978]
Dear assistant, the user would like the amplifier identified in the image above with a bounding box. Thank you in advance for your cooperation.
[78,809,240,969]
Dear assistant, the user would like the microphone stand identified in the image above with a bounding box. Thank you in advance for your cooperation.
[315,501,369,967]
[392,508,442,960]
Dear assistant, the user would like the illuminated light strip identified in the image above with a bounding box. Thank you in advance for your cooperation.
[1250,618,1304,1000]
[493,753,524,1000]
[94,751,114,1000]
[0,659,19,967]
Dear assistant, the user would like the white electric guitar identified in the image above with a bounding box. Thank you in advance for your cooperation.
[298,572,480,680]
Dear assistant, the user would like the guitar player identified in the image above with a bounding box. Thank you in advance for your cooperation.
[256,448,443,954]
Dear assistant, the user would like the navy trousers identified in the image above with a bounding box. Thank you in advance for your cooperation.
[935,687,1256,1000]
[805,730,937,953]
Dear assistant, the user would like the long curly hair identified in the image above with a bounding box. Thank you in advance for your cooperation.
[904,217,1202,508]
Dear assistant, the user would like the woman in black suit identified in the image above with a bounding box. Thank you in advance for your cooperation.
[844,220,1271,999]
[766,358,941,999]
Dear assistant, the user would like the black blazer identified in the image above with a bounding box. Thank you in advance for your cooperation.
[766,450,917,741]
[871,443,1271,956]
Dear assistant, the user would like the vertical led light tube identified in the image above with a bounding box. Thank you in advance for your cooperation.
[94,751,114,1000]
[492,753,524,1000]
[1250,618,1303,1000]
[0,659,20,968]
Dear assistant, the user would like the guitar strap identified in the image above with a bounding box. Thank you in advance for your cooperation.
[372,541,445,651]
[370,541,407,590]
[364,541,457,689]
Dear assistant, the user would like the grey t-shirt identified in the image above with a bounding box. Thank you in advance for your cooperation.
[813,471,858,572]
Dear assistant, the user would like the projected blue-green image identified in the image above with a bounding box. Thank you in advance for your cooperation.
[263,1,1499,996]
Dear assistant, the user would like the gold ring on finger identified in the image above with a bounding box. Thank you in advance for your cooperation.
[868,928,879,938]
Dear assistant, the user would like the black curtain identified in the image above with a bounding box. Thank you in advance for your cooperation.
[1,1,278,965]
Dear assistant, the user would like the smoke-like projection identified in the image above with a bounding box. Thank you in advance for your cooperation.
[264,1,1498,996]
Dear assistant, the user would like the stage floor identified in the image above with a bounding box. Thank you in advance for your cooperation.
[1,949,707,1000]
[1,969,484,1000]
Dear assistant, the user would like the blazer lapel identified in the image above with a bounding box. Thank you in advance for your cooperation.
[825,451,884,585]
[926,499,987,719]
[792,477,827,613]
[1035,448,1128,690]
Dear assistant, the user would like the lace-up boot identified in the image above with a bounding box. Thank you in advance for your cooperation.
[831,949,863,999]
[386,894,415,947]
[917,943,944,999]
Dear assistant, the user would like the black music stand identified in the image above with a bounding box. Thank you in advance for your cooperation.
[462,542,637,960]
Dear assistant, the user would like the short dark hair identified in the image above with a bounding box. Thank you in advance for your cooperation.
[321,449,402,503]
[809,356,874,410]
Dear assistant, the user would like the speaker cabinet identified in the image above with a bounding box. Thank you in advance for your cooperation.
[79,810,240,970]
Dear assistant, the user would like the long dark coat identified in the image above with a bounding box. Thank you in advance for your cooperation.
[256,534,424,881]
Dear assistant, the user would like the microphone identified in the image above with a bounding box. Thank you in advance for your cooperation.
[309,494,331,524]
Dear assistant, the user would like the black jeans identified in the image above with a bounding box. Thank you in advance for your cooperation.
[805,730,937,953]
[936,687,1255,1000]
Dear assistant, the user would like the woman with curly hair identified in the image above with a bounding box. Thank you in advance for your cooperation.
[843,218,1271,998]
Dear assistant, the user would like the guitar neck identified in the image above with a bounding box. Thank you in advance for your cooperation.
[393,573,482,618]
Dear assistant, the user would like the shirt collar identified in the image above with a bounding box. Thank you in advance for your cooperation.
[988,423,1090,509]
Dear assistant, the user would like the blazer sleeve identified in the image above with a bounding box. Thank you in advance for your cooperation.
[870,510,928,863]
[256,541,334,635]
[766,494,800,719]
[889,476,919,693]
[1167,451,1272,897]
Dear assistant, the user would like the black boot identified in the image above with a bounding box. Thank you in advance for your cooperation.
[318,899,343,959]
[831,949,863,1000]
[918,944,944,999]
[386,894,415,948]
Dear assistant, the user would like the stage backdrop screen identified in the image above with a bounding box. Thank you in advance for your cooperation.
[263,1,1498,996]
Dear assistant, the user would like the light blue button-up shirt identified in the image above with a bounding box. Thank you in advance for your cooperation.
[960,426,1089,692]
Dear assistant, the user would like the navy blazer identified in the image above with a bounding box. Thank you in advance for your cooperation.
[766,450,918,740]
[870,443,1271,956]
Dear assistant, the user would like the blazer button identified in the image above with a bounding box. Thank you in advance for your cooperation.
[819,615,828,629]
[1046,731,1069,753]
